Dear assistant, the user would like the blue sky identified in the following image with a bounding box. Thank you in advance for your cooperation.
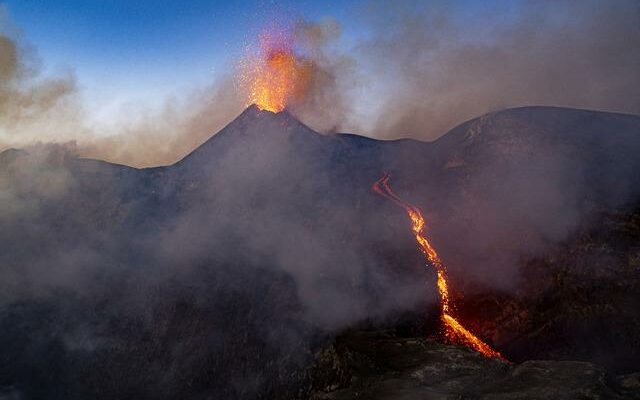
[1,1,511,109]
[1,0,368,113]
[1,1,526,117]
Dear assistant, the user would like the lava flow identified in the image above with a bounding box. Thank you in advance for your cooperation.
[373,173,506,361]
[238,27,311,113]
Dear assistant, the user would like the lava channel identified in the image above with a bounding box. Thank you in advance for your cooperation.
[373,172,507,361]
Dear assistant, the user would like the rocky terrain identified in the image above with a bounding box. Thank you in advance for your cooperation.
[300,203,640,399]
[304,330,640,400]
[459,205,640,373]
[1,105,639,399]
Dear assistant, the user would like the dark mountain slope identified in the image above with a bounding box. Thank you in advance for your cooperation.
[459,203,640,373]
[0,105,639,399]
[417,107,640,288]
[433,106,640,203]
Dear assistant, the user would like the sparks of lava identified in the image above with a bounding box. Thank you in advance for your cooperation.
[238,27,311,113]
[373,173,507,361]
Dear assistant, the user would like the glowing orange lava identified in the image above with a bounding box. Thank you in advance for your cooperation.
[373,173,506,361]
[238,28,311,113]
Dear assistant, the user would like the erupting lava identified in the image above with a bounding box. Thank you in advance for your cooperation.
[238,27,311,113]
[373,173,506,361]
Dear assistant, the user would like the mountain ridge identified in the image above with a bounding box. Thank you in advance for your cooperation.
[6,104,637,171]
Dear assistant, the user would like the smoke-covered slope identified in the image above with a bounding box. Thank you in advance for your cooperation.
[0,105,639,399]
[419,106,640,288]
[0,106,434,400]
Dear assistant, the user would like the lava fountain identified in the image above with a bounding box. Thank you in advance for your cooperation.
[238,27,312,113]
[373,173,506,361]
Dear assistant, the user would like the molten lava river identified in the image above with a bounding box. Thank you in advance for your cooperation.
[373,173,506,361]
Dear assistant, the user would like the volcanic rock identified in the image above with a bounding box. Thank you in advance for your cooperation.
[304,330,637,400]
[1,105,640,399]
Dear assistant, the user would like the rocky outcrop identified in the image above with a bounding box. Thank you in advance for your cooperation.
[456,205,640,373]
[305,330,639,400]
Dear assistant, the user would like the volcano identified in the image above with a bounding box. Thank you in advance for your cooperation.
[1,106,640,399]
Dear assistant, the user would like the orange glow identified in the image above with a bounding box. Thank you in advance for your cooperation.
[238,28,311,113]
[373,173,506,361]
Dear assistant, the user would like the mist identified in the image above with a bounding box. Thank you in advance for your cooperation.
[0,104,438,398]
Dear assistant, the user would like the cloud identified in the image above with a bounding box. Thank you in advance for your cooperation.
[344,0,640,140]
[0,8,84,148]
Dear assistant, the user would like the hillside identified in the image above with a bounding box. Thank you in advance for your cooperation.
[0,106,639,399]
